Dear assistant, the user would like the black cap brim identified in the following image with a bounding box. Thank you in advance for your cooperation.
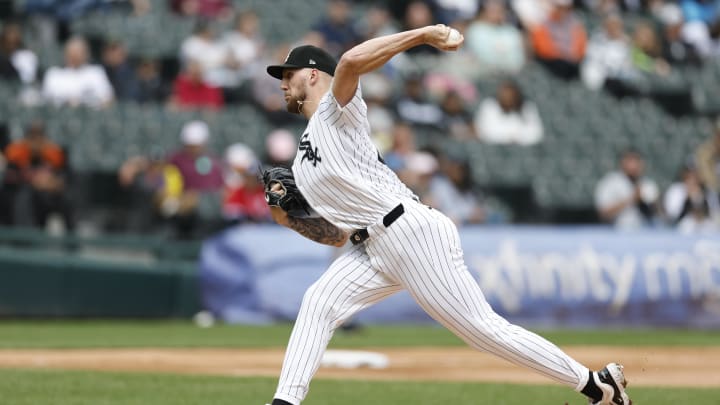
[267,63,300,80]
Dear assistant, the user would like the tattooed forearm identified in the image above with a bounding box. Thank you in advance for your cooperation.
[287,216,348,247]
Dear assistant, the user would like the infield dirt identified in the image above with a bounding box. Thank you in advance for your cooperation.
[0,346,717,387]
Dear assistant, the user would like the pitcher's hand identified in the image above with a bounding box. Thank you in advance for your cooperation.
[424,24,464,51]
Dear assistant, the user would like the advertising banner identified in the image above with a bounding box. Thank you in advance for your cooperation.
[200,226,720,327]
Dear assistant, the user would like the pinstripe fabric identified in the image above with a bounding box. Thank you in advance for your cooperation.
[274,201,588,405]
[275,84,590,405]
[292,86,417,232]
[274,243,402,404]
[366,202,588,387]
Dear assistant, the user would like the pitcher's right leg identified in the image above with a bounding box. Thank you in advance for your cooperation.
[273,244,401,405]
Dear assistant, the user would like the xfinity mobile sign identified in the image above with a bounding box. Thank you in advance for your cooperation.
[201,226,720,327]
[471,238,720,311]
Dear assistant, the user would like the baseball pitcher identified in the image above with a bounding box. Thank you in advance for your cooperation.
[261,24,631,405]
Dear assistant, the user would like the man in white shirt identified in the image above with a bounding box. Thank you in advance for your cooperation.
[475,79,543,145]
[595,149,659,229]
[42,36,114,108]
[0,22,38,84]
[581,13,636,90]
[181,20,237,88]
[223,10,263,82]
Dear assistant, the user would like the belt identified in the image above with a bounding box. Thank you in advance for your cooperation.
[350,203,405,245]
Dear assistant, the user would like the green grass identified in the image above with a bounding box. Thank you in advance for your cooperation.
[0,368,717,405]
[0,323,717,404]
[0,321,718,349]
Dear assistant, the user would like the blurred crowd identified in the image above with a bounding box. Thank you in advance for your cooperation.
[1,0,720,237]
[595,125,720,233]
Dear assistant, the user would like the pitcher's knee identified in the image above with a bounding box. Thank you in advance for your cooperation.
[299,282,337,321]
[467,311,515,339]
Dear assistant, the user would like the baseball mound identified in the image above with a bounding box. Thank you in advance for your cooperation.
[0,346,717,388]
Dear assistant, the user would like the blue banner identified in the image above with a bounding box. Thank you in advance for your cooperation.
[199,226,720,328]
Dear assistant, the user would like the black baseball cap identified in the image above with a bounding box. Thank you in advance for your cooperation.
[267,45,337,80]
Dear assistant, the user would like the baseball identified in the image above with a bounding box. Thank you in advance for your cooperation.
[448,28,462,44]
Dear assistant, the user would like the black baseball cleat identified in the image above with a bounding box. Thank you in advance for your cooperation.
[588,363,631,405]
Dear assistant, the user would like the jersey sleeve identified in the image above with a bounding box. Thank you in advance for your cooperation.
[322,84,368,129]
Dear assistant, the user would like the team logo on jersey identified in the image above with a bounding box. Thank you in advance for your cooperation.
[299,133,322,167]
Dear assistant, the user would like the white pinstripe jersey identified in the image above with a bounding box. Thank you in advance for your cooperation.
[292,85,417,231]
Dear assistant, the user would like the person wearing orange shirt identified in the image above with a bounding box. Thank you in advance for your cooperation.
[530,0,587,80]
[2,121,73,230]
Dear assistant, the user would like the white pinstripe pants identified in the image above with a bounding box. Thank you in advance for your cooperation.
[274,200,589,405]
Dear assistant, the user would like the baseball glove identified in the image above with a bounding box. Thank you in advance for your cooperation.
[262,166,314,217]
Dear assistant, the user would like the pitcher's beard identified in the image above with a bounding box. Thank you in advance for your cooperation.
[286,90,307,114]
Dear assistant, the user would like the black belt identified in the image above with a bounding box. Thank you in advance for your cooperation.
[350,204,405,245]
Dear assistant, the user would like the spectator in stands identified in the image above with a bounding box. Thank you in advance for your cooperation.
[595,149,660,229]
[42,36,114,108]
[402,150,439,203]
[383,122,418,178]
[223,143,270,223]
[696,117,720,195]
[2,121,73,230]
[264,129,298,167]
[435,0,479,23]
[630,21,672,77]
[386,0,435,24]
[680,0,720,58]
[134,59,168,103]
[581,13,636,91]
[223,10,264,87]
[129,0,151,16]
[598,20,692,114]
[362,72,396,147]
[357,4,398,41]
[474,79,543,145]
[465,0,526,77]
[311,0,360,58]
[440,90,475,140]
[429,152,485,225]
[395,74,444,128]
[511,0,551,28]
[170,0,231,19]
[530,0,587,80]
[169,121,224,193]
[170,59,224,110]
[180,20,236,88]
[0,29,20,82]
[102,40,138,101]
[117,153,186,230]
[402,1,440,55]
[658,3,703,65]
[664,162,720,233]
[167,121,224,238]
[0,22,38,84]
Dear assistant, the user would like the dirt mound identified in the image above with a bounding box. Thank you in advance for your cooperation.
[0,346,717,387]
